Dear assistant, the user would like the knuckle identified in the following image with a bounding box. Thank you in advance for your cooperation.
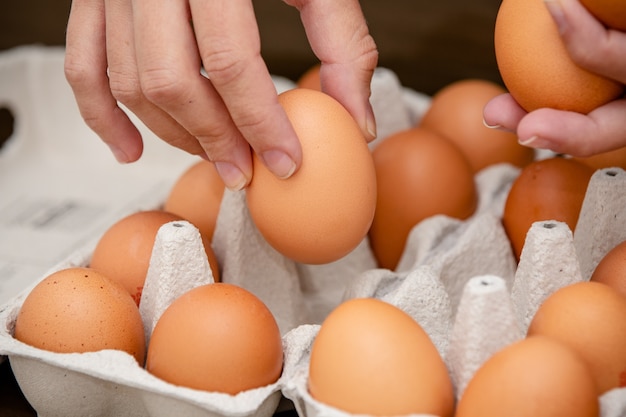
[233,107,269,133]
[139,67,189,105]
[202,45,253,86]
[108,69,143,106]
[64,54,94,90]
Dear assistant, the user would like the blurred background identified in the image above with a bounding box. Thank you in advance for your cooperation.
[0,0,503,95]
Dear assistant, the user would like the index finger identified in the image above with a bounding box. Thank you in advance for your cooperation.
[191,0,302,180]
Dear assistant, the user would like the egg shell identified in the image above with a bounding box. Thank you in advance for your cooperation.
[308,297,455,417]
[591,240,626,297]
[419,78,535,173]
[246,88,377,265]
[494,0,624,113]
[163,160,225,242]
[90,210,220,305]
[527,281,626,394]
[502,157,594,262]
[580,0,626,30]
[455,336,599,417]
[146,283,284,395]
[13,267,145,365]
[369,126,478,270]
[296,64,321,90]
[574,148,626,172]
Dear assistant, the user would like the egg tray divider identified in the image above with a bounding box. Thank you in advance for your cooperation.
[2,68,626,417]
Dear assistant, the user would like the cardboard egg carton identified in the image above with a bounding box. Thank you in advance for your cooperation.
[2,45,626,417]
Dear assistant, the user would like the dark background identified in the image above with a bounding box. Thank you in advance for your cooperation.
[0,0,503,95]
[0,1,503,415]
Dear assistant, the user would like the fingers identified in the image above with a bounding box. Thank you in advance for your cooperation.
[544,0,626,84]
[64,0,144,163]
[516,99,626,156]
[105,0,208,161]
[67,0,376,189]
[483,93,528,132]
[190,0,302,180]
[130,0,258,190]
[192,0,302,179]
[287,0,379,142]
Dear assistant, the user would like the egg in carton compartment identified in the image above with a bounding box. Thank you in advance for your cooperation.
[5,164,626,417]
[0,153,519,417]
[0,57,431,416]
[2,46,626,417]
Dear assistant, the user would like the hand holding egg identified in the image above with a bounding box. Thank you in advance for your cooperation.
[484,0,626,157]
[65,0,377,191]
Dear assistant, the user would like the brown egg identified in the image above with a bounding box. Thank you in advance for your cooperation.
[419,79,536,173]
[580,0,626,30]
[297,63,321,90]
[146,283,283,394]
[308,298,454,417]
[528,281,626,394]
[573,147,626,171]
[246,88,377,265]
[164,160,225,242]
[502,157,594,261]
[494,0,624,113]
[369,127,478,270]
[14,267,146,365]
[90,210,220,305]
[456,336,598,417]
[591,239,626,297]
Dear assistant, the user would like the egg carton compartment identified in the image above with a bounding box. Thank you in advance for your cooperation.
[281,167,626,417]
[2,46,626,417]
[0,159,518,417]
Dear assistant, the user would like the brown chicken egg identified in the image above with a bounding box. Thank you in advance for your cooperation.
[419,79,535,173]
[456,336,598,417]
[297,63,321,90]
[246,88,377,265]
[369,127,478,270]
[308,298,454,417]
[494,0,624,113]
[502,157,594,261]
[146,283,283,394]
[90,210,220,305]
[164,160,225,242]
[580,0,626,30]
[591,239,626,297]
[528,281,626,394]
[14,267,146,365]
[573,147,626,171]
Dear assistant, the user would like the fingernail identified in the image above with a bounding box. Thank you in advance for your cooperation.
[214,161,248,191]
[109,144,130,163]
[365,116,377,141]
[544,0,567,34]
[261,149,297,179]
[482,118,501,129]
[519,136,550,148]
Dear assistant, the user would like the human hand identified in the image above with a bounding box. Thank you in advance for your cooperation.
[64,0,378,190]
[483,0,626,157]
